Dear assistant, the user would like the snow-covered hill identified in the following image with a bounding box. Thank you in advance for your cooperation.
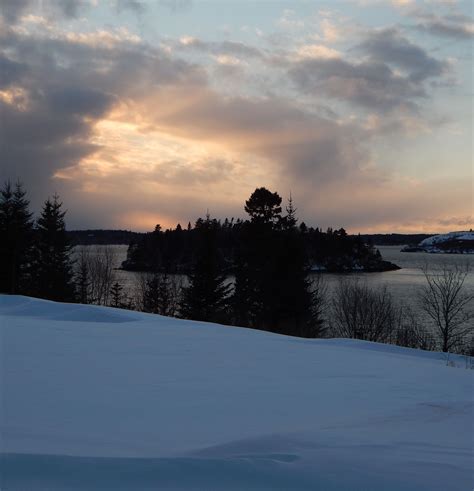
[414,230,474,253]
[1,296,472,490]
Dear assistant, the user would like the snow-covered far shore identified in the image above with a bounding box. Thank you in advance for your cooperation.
[1,295,472,491]
[402,230,474,254]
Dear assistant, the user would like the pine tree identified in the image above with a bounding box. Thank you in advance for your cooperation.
[244,187,282,225]
[0,181,33,294]
[180,216,231,323]
[31,194,75,301]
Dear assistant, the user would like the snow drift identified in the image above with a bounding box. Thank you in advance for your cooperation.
[1,295,472,490]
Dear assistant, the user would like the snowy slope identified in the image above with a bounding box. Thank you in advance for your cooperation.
[1,295,473,491]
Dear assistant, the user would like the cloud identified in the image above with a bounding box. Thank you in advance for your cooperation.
[294,44,342,60]
[357,28,446,82]
[0,19,207,208]
[0,55,29,88]
[158,0,192,12]
[415,14,474,39]
[114,0,146,14]
[277,9,305,31]
[178,38,263,59]
[0,0,31,22]
[289,57,424,112]
[0,0,91,23]
[0,1,469,233]
[288,28,448,113]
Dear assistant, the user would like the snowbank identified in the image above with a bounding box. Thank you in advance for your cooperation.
[1,295,472,490]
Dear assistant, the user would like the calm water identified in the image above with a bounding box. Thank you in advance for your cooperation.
[323,245,474,312]
[75,244,474,313]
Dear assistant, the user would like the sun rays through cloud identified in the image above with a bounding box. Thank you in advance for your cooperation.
[0,0,472,232]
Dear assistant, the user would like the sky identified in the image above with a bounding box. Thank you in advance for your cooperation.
[0,0,472,233]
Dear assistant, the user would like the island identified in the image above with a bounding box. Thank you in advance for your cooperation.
[401,231,474,254]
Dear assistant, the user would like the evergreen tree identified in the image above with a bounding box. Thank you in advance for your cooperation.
[180,216,231,323]
[110,281,124,308]
[75,252,93,304]
[0,181,33,294]
[143,272,179,316]
[244,187,282,225]
[31,194,75,301]
[233,189,319,337]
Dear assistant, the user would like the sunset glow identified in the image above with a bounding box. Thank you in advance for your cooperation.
[1,0,472,233]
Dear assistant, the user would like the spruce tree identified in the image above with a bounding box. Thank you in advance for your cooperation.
[31,194,75,301]
[0,181,33,294]
[271,199,314,336]
[76,258,92,304]
[110,281,124,308]
[143,272,179,316]
[180,216,231,323]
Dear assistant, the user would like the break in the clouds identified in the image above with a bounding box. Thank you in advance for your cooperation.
[0,0,472,233]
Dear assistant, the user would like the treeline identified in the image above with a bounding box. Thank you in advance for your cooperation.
[0,182,75,301]
[1,182,472,354]
[68,229,143,245]
[359,233,435,246]
[123,199,397,275]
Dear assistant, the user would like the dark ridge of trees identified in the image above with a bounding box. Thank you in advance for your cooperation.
[67,229,144,245]
[122,217,398,275]
[358,233,435,246]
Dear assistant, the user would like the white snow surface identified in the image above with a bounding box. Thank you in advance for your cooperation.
[1,295,473,490]
[419,230,474,247]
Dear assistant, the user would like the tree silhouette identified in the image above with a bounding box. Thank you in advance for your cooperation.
[0,181,33,294]
[110,281,124,308]
[244,187,282,225]
[180,216,231,323]
[143,272,180,316]
[31,194,75,301]
[419,264,473,352]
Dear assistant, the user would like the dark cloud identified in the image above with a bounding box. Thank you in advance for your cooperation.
[415,17,474,40]
[55,0,89,18]
[0,0,89,23]
[0,85,104,206]
[288,30,447,113]
[289,57,423,112]
[0,55,28,88]
[46,87,115,118]
[179,39,263,59]
[115,0,146,14]
[0,22,207,208]
[358,28,447,82]
[0,0,31,23]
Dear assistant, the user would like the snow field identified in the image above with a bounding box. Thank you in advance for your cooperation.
[1,295,472,490]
